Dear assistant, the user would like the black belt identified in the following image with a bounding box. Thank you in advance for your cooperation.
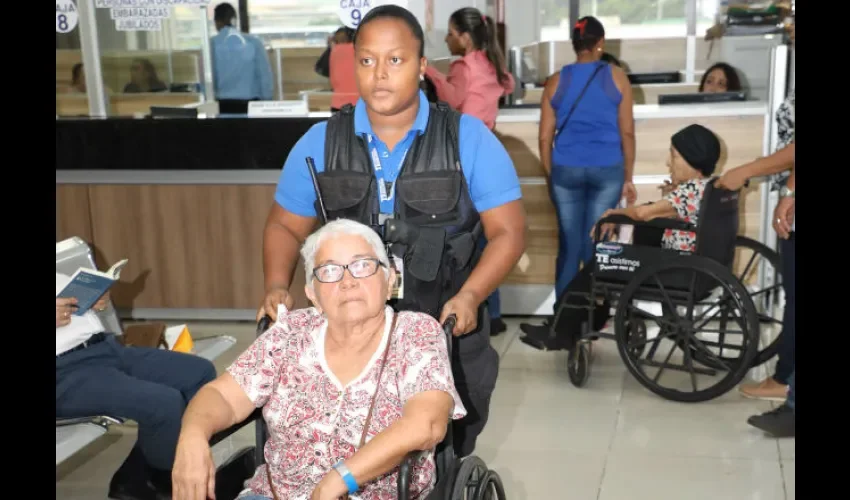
[57,332,107,359]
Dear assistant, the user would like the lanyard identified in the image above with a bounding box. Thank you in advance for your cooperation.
[366,134,410,214]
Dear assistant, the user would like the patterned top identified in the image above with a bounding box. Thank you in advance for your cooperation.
[770,88,795,190]
[228,306,466,500]
[661,178,710,252]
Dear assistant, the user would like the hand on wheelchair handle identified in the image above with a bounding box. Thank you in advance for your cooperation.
[258,287,294,322]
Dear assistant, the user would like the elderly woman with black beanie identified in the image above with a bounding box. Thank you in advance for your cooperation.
[520,124,722,351]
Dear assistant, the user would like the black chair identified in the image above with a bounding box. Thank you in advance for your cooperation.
[550,179,777,402]
[213,315,507,500]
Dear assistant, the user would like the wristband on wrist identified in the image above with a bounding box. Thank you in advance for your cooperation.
[333,460,358,494]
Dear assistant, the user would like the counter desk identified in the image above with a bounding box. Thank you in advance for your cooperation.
[56,100,771,319]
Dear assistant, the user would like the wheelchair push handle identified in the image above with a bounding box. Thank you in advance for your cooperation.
[442,314,457,336]
[257,314,273,335]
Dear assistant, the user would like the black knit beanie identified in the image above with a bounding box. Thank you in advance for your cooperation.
[671,124,721,176]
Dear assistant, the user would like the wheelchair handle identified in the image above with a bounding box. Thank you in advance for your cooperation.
[443,314,457,335]
[257,314,273,336]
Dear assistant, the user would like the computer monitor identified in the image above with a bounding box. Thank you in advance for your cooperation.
[628,72,681,85]
[658,91,747,105]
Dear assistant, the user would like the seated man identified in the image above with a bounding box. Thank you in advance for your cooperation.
[520,123,722,351]
[56,274,217,500]
[172,219,466,500]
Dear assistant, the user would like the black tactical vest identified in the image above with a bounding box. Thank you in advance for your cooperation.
[314,102,483,319]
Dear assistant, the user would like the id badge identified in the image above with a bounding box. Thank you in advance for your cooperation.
[390,255,404,300]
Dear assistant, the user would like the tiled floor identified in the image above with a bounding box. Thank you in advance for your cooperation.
[56,318,795,499]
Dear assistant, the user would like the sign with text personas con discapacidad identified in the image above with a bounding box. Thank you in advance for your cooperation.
[56,0,79,34]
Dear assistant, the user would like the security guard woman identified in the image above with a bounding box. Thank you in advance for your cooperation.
[258,4,526,457]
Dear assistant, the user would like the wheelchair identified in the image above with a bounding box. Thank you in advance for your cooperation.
[213,315,507,500]
[548,180,784,403]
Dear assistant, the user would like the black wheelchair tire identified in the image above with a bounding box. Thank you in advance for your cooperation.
[474,469,508,500]
[567,343,590,387]
[731,235,783,367]
[683,236,783,370]
[451,455,489,500]
[614,256,760,403]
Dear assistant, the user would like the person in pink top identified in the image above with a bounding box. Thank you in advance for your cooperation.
[424,8,515,131]
[424,8,515,336]
[328,27,359,111]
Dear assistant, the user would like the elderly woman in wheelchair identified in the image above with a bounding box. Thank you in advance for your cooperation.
[520,124,764,401]
[171,219,466,500]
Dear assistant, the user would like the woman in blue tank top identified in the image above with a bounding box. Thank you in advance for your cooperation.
[522,16,635,332]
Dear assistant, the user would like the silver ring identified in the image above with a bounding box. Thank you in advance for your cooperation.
[776,218,781,223]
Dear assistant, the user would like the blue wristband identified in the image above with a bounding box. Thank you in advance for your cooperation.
[333,461,358,494]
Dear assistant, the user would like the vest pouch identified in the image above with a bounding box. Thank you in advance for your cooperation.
[316,172,374,221]
[397,173,462,225]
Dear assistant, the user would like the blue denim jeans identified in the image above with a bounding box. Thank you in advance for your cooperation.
[550,165,624,298]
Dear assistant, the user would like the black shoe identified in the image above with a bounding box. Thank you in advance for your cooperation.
[519,323,569,351]
[520,316,551,335]
[490,318,507,336]
[747,404,795,438]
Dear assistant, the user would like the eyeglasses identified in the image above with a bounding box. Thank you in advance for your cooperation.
[312,258,386,283]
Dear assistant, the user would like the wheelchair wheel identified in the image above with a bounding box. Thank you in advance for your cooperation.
[567,342,591,387]
[614,256,760,403]
[474,470,507,500]
[451,455,489,500]
[624,319,647,359]
[682,236,784,371]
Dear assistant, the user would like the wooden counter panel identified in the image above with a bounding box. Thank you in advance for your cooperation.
[57,185,93,244]
[496,115,764,179]
[84,184,311,310]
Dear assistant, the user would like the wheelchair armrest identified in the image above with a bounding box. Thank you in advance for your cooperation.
[209,408,263,447]
[596,214,694,233]
[397,452,416,500]
[56,415,125,427]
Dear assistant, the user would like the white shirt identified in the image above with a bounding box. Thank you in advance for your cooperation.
[56,272,105,356]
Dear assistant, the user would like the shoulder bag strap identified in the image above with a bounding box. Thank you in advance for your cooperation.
[265,313,398,500]
[555,62,606,139]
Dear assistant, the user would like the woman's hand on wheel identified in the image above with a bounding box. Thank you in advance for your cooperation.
[172,430,216,500]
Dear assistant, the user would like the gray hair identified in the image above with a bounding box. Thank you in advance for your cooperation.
[300,219,390,288]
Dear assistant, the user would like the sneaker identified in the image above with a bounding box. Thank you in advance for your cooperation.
[747,404,795,438]
[739,377,788,402]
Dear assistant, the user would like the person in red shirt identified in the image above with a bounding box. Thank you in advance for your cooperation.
[328,27,359,111]
[424,8,515,131]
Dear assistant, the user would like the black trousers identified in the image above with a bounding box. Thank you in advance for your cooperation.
[449,305,499,457]
[773,232,795,384]
[56,334,217,470]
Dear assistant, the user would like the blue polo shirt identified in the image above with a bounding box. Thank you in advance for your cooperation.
[274,90,521,217]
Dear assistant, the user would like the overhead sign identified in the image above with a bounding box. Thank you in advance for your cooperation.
[338,0,374,29]
[96,0,208,6]
[56,0,79,34]
[338,1,409,29]
[94,0,209,32]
